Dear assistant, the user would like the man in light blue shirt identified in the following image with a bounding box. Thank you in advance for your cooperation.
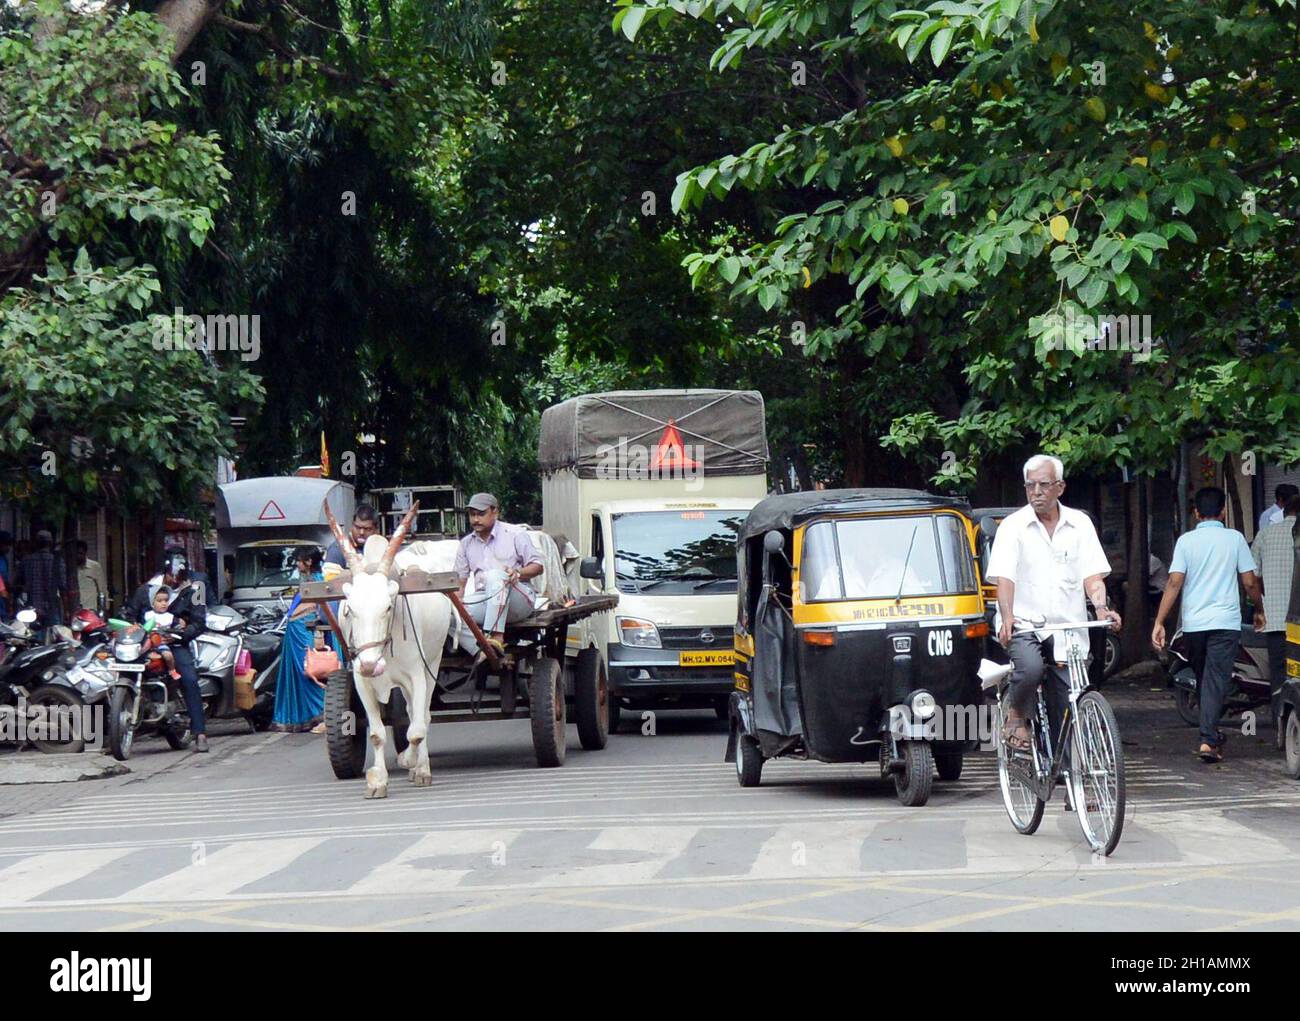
[1152,487,1263,762]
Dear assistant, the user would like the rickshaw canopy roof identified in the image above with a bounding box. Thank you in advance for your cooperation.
[739,488,973,540]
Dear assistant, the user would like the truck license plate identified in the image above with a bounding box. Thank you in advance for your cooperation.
[679,650,733,667]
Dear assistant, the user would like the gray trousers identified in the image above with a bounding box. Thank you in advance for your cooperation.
[1006,633,1071,761]
[460,569,536,654]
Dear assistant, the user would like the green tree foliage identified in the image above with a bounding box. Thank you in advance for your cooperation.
[0,2,259,517]
[620,0,1300,483]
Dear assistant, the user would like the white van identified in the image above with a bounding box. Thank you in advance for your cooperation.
[540,390,768,728]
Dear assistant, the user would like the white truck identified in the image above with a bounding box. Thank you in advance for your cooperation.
[539,389,768,730]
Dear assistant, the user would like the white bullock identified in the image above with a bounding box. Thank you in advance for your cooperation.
[325,502,455,798]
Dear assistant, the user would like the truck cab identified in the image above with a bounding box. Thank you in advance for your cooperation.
[582,498,759,718]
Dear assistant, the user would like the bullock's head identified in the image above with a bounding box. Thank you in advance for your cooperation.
[324,499,420,679]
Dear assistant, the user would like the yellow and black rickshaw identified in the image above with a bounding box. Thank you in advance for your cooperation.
[1276,556,1300,779]
[727,489,988,806]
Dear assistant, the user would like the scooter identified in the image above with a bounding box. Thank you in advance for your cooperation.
[1166,627,1274,727]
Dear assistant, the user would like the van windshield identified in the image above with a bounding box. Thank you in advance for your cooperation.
[612,510,745,594]
[800,514,976,602]
[233,544,306,589]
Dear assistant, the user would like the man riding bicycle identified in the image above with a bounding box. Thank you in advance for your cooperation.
[986,455,1121,752]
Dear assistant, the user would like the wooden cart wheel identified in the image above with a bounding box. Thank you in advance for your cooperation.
[325,668,366,779]
[573,647,609,751]
[529,656,566,767]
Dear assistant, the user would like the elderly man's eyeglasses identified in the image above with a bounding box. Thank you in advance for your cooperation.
[1024,480,1061,492]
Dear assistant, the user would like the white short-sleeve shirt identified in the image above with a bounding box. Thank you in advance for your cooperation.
[985,502,1112,653]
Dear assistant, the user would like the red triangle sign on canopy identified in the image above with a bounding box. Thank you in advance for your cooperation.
[258,499,286,521]
[650,419,701,470]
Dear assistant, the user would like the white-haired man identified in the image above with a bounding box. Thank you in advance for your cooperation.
[985,455,1121,753]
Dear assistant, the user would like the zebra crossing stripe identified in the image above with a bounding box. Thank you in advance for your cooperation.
[120,838,327,902]
[0,848,134,905]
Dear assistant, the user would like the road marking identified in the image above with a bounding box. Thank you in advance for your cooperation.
[0,848,134,905]
[121,838,325,901]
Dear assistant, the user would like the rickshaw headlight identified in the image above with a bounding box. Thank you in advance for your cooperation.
[911,691,936,719]
[617,617,661,649]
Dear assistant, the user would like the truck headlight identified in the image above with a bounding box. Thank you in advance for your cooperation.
[617,617,661,649]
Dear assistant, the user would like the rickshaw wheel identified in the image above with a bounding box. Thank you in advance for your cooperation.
[736,734,763,787]
[529,656,567,768]
[1284,709,1300,780]
[934,746,963,781]
[894,741,933,806]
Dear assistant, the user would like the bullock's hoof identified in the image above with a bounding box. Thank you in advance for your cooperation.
[410,768,432,787]
[396,746,417,769]
[365,783,388,799]
[365,766,389,799]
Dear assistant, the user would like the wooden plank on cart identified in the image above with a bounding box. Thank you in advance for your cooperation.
[508,593,619,632]
[299,569,459,604]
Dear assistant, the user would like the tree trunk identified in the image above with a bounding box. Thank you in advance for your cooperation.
[1121,480,1148,665]
[1222,453,1244,531]
[154,0,230,64]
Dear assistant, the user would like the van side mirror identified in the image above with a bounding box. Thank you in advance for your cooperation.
[579,556,603,581]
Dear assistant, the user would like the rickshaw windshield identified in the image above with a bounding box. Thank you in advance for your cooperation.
[800,514,977,602]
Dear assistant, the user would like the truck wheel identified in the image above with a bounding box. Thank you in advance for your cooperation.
[529,657,566,767]
[107,687,135,762]
[935,746,963,781]
[573,647,609,751]
[894,741,934,807]
[27,684,86,754]
[325,669,366,779]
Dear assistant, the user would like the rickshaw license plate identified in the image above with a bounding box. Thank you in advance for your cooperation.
[679,651,733,667]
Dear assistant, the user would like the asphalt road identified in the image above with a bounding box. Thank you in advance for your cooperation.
[1,673,1297,932]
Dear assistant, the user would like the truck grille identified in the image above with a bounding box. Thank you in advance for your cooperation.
[658,625,735,650]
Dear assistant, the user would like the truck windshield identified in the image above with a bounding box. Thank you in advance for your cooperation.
[233,545,306,589]
[612,510,745,594]
[800,514,977,602]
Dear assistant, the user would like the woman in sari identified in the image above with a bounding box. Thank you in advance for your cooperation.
[271,547,334,733]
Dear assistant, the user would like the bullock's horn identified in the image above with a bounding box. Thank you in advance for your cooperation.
[380,501,420,574]
[322,498,362,571]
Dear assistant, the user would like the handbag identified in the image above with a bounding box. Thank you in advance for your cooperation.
[304,646,340,683]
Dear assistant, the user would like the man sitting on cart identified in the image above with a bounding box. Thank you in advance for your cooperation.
[455,492,544,669]
[987,455,1120,752]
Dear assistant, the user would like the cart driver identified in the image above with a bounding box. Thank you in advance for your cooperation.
[454,493,544,670]
[986,455,1119,752]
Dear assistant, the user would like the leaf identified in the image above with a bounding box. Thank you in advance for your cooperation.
[930,27,955,66]
[1078,276,1107,309]
[1084,97,1106,123]
[757,285,778,311]
[892,198,910,215]
[884,136,904,158]
[617,6,647,41]
[1049,215,1070,242]
[719,256,741,284]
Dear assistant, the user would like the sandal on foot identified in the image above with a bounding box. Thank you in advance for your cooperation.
[1003,719,1033,751]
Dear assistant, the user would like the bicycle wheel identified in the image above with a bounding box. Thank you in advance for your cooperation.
[1068,691,1126,855]
[995,698,1044,835]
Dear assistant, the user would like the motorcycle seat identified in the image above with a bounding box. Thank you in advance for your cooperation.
[242,632,281,671]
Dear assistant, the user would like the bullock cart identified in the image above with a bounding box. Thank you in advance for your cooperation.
[299,569,619,773]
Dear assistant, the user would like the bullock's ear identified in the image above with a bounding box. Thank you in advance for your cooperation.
[387,579,399,599]
[342,582,353,597]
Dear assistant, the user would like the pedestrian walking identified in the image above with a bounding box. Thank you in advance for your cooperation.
[1258,483,1298,534]
[1152,487,1264,763]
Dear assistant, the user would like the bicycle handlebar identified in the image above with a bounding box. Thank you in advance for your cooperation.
[1013,619,1116,632]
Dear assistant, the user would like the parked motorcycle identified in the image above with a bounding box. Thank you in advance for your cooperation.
[1166,626,1274,727]
[105,605,283,759]
[0,610,92,753]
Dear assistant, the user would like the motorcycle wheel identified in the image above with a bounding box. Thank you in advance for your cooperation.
[164,719,192,750]
[1103,633,1121,678]
[1175,687,1200,727]
[26,684,86,754]
[108,687,136,761]
[1285,710,1300,780]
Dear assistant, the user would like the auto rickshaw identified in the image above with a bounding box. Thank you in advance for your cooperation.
[726,489,988,806]
[1276,552,1300,779]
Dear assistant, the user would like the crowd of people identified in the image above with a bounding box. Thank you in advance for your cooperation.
[0,530,108,631]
